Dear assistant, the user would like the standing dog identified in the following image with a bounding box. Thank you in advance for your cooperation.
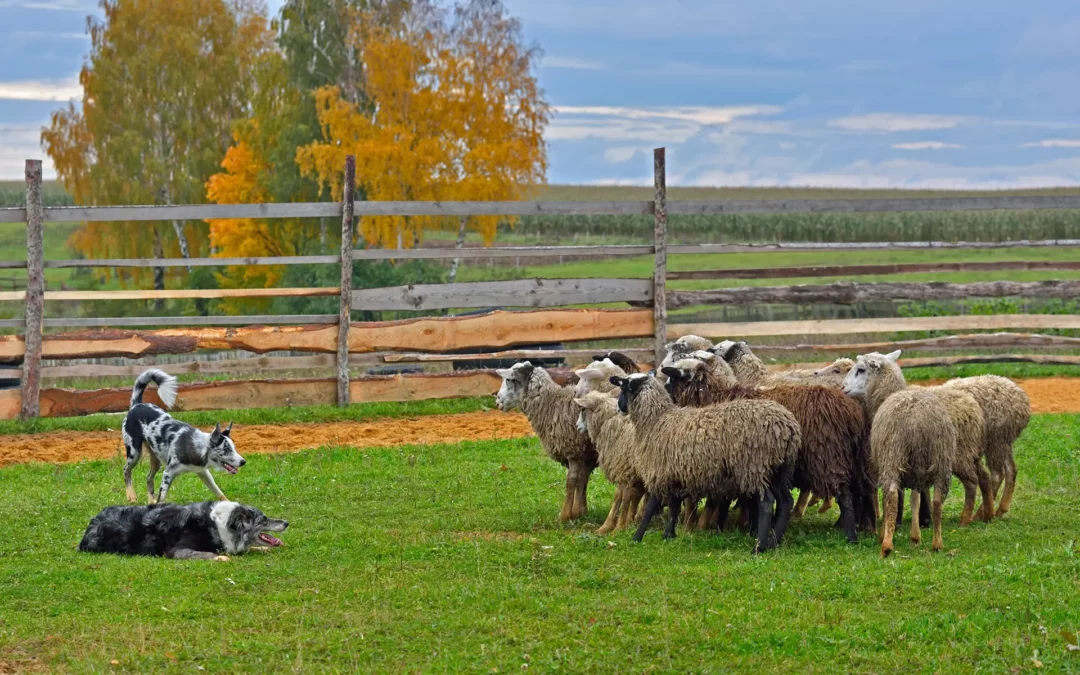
[79,501,287,561]
[122,369,246,503]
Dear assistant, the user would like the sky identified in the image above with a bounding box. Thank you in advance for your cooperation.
[3,0,1080,188]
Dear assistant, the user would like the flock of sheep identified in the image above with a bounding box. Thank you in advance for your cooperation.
[495,336,1031,557]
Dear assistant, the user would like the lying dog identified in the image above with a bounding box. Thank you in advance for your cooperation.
[122,369,246,503]
[78,501,288,561]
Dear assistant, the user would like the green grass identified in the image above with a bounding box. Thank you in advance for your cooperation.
[1,414,1079,672]
[0,396,493,436]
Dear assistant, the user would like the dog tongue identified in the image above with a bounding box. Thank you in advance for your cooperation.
[223,463,237,475]
[259,533,283,547]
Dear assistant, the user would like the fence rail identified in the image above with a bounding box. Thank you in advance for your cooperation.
[3,148,1080,419]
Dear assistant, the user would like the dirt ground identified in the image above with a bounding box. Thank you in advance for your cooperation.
[2,376,1080,468]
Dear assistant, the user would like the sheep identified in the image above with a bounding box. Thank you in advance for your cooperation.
[940,375,1030,517]
[573,358,626,398]
[659,334,718,368]
[496,362,598,522]
[811,358,856,387]
[661,353,874,543]
[591,350,640,375]
[843,351,960,556]
[573,391,644,533]
[610,372,801,553]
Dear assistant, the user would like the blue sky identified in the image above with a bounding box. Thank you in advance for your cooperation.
[3,0,1080,188]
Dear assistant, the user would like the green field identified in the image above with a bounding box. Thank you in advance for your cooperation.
[1,412,1078,672]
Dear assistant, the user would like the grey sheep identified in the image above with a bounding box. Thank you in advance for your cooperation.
[842,351,956,557]
[496,362,598,522]
[941,375,1030,517]
[573,390,645,534]
[610,372,801,553]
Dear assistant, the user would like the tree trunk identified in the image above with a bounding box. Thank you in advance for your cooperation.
[152,226,165,311]
[158,186,191,271]
[448,216,468,283]
[319,217,328,252]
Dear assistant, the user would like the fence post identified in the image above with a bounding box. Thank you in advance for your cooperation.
[21,159,44,419]
[337,155,356,406]
[652,147,667,368]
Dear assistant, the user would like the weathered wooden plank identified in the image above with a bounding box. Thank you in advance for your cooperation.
[0,260,27,269]
[338,155,356,406]
[351,278,652,311]
[666,279,1080,310]
[0,207,26,224]
[653,147,668,368]
[40,202,342,223]
[44,255,340,268]
[21,160,44,419]
[0,287,339,301]
[898,354,1080,368]
[351,244,654,261]
[380,348,654,364]
[667,260,1080,281]
[666,196,1080,215]
[667,240,1080,254]
[748,332,1080,354]
[0,354,393,379]
[669,314,1080,339]
[37,315,337,328]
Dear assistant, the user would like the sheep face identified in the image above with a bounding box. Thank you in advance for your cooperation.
[660,335,714,368]
[495,361,536,411]
[574,358,623,397]
[572,392,606,437]
[714,340,746,363]
[610,372,651,414]
[814,357,854,378]
[659,355,709,398]
[842,350,900,397]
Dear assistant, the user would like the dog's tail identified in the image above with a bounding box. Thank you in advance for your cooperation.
[131,369,178,409]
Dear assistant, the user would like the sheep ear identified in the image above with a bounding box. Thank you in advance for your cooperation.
[885,350,901,362]
[519,362,536,375]
[609,376,625,387]
[692,350,714,361]
[591,353,605,362]
[660,366,681,379]
[575,367,603,380]
[496,368,513,379]
[572,398,589,408]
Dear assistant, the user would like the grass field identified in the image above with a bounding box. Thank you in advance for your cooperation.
[1,412,1078,672]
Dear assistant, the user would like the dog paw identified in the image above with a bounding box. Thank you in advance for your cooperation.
[214,555,231,562]
[249,546,270,552]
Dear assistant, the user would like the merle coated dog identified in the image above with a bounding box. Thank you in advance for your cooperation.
[122,369,246,503]
[78,501,288,561]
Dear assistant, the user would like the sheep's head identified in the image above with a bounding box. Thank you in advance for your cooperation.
[659,352,714,397]
[712,340,745,362]
[574,358,627,397]
[660,335,714,368]
[814,357,855,378]
[609,372,652,414]
[592,351,639,375]
[572,390,611,435]
[495,361,536,411]
[842,350,900,397]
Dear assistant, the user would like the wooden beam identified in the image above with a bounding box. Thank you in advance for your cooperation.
[38,202,342,223]
[351,244,654,261]
[667,260,1080,281]
[669,314,1080,339]
[747,332,1080,354]
[0,287,339,301]
[0,354,396,379]
[665,195,1080,215]
[667,240,1080,254]
[44,255,340,269]
[20,160,44,419]
[898,354,1080,369]
[38,315,337,328]
[665,279,1080,310]
[653,147,668,368]
[380,348,654,365]
[338,155,355,407]
[351,278,651,311]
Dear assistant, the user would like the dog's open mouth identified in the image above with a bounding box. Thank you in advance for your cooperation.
[258,533,283,546]
[222,463,238,475]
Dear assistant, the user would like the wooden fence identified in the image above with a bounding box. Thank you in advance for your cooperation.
[2,150,1080,419]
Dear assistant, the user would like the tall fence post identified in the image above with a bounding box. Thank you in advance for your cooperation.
[21,159,44,419]
[337,155,356,406]
[652,147,667,368]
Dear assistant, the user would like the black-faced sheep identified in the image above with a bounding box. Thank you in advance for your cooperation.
[661,353,874,542]
[496,362,598,522]
[842,351,957,556]
[611,372,801,553]
[573,390,644,533]
[659,334,717,368]
[592,350,640,375]
[940,375,1030,517]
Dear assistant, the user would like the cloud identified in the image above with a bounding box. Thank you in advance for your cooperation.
[0,75,80,101]
[549,104,785,144]
[553,105,782,126]
[1021,139,1080,148]
[892,141,966,150]
[0,0,94,9]
[0,126,54,180]
[10,31,88,39]
[602,147,640,164]
[828,113,971,133]
[542,56,607,70]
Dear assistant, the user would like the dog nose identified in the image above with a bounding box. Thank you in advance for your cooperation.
[283,521,289,528]
[238,458,246,467]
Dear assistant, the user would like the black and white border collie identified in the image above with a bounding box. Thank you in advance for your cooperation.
[122,369,246,503]
[78,501,288,561]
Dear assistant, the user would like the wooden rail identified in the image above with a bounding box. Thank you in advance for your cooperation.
[670,314,1080,339]
[667,260,1080,280]
[352,278,651,311]
[0,287,338,302]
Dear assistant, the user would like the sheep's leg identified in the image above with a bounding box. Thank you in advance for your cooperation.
[772,489,795,546]
[807,493,821,509]
[995,452,1018,518]
[909,489,922,545]
[558,463,578,522]
[680,497,698,532]
[616,485,640,530]
[754,489,777,553]
[626,486,644,524]
[793,490,812,519]
[597,485,622,534]
[663,495,682,539]
[894,489,904,527]
[632,494,661,542]
[818,497,834,514]
[734,498,751,532]
[715,499,732,531]
[871,488,881,528]
[699,498,722,531]
[881,484,899,558]
[974,460,994,522]
[918,490,931,528]
[572,464,592,521]
[932,482,948,552]
[837,486,858,544]
[953,462,979,527]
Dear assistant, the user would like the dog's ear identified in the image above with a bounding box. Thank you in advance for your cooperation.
[210,422,222,442]
[223,421,233,437]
